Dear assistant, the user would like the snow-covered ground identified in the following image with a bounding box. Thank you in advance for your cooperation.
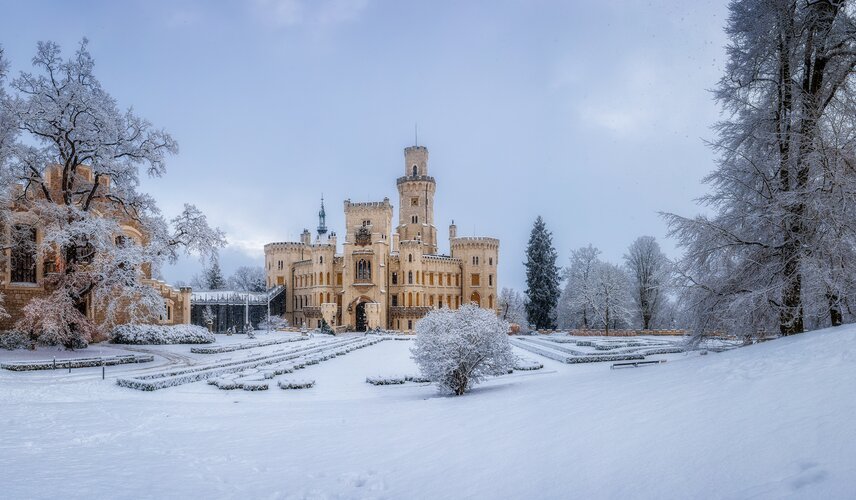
[2,328,855,499]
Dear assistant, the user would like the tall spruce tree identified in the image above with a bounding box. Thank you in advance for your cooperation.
[204,261,227,290]
[525,216,560,329]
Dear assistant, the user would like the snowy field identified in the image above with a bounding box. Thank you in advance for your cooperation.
[1,329,855,499]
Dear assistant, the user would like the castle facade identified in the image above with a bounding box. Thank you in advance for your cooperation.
[264,145,499,332]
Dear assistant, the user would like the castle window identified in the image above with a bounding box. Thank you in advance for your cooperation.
[429,273,434,285]
[408,319,413,330]
[408,292,413,307]
[391,295,398,306]
[412,165,418,176]
[337,273,343,286]
[392,272,398,285]
[356,259,371,281]
[473,256,479,266]
[11,224,37,284]
[471,274,480,286]
[470,291,481,306]
[412,215,418,224]
[489,257,493,266]
[408,253,413,263]
[408,271,413,284]
[319,256,323,264]
[326,272,330,285]
[489,274,493,286]
[411,197,419,207]
[278,260,283,271]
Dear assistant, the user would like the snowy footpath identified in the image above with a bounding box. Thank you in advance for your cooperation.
[1,329,855,499]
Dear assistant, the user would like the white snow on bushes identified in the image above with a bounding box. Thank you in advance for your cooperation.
[110,324,215,345]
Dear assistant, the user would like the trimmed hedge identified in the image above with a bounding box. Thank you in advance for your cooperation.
[110,324,215,345]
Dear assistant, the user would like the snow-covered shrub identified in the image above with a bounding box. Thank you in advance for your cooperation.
[278,379,314,389]
[242,381,268,391]
[411,304,515,396]
[405,374,431,383]
[513,357,544,371]
[366,375,406,385]
[0,331,34,351]
[16,293,94,349]
[110,324,215,345]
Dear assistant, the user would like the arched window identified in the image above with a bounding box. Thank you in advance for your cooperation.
[326,272,330,285]
[319,256,323,264]
[318,272,323,285]
[408,253,413,263]
[408,271,413,284]
[470,291,480,306]
[319,292,324,304]
[357,259,371,281]
[412,165,418,176]
[489,257,493,266]
[408,292,413,307]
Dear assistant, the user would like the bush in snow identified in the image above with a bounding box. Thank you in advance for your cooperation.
[0,331,34,350]
[110,324,215,345]
[411,304,515,396]
[278,379,314,389]
[366,375,406,385]
[258,315,289,331]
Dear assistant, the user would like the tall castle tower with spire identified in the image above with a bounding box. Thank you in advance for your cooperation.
[264,142,499,332]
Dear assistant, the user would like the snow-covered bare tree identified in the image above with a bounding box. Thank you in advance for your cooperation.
[411,304,514,396]
[524,216,560,329]
[591,262,632,333]
[228,265,266,292]
[0,46,14,322]
[624,236,669,330]
[0,40,226,347]
[665,0,856,339]
[497,287,527,327]
[557,244,600,329]
[203,260,227,290]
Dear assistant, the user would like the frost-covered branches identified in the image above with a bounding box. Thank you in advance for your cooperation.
[411,305,514,396]
[665,0,856,338]
[0,40,226,347]
[624,236,669,330]
[497,287,528,328]
[558,245,600,329]
[228,265,266,292]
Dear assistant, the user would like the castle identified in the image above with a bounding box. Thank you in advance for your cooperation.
[264,145,499,332]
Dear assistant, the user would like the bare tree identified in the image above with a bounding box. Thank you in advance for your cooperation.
[497,287,527,327]
[624,236,669,330]
[557,245,600,329]
[228,265,266,292]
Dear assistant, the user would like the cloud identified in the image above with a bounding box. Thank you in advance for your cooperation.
[253,0,369,27]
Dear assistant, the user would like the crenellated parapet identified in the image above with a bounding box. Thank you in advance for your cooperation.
[451,237,500,250]
[344,198,393,211]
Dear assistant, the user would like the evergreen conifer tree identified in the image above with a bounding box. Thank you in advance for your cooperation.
[204,261,227,290]
[524,216,560,329]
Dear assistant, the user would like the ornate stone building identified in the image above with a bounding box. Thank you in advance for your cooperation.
[264,145,499,332]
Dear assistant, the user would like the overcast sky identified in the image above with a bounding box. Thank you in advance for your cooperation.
[0,0,729,291]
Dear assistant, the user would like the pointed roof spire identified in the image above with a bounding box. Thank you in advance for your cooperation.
[317,194,328,236]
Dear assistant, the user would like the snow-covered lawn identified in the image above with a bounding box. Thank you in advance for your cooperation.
[2,328,855,498]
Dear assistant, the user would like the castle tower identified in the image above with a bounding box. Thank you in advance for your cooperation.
[451,237,500,312]
[397,145,437,254]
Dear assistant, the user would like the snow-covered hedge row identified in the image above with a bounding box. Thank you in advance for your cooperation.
[118,336,385,391]
[190,335,306,354]
[519,337,587,356]
[117,337,360,390]
[110,324,215,345]
[510,339,646,364]
[1,354,154,371]
[278,379,314,389]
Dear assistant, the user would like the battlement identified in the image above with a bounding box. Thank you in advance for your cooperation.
[404,145,428,153]
[264,241,307,252]
[451,237,500,249]
[344,198,392,210]
[396,175,435,186]
[423,254,461,264]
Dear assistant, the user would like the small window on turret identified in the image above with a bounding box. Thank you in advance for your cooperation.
[411,197,419,207]
[412,165,418,176]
